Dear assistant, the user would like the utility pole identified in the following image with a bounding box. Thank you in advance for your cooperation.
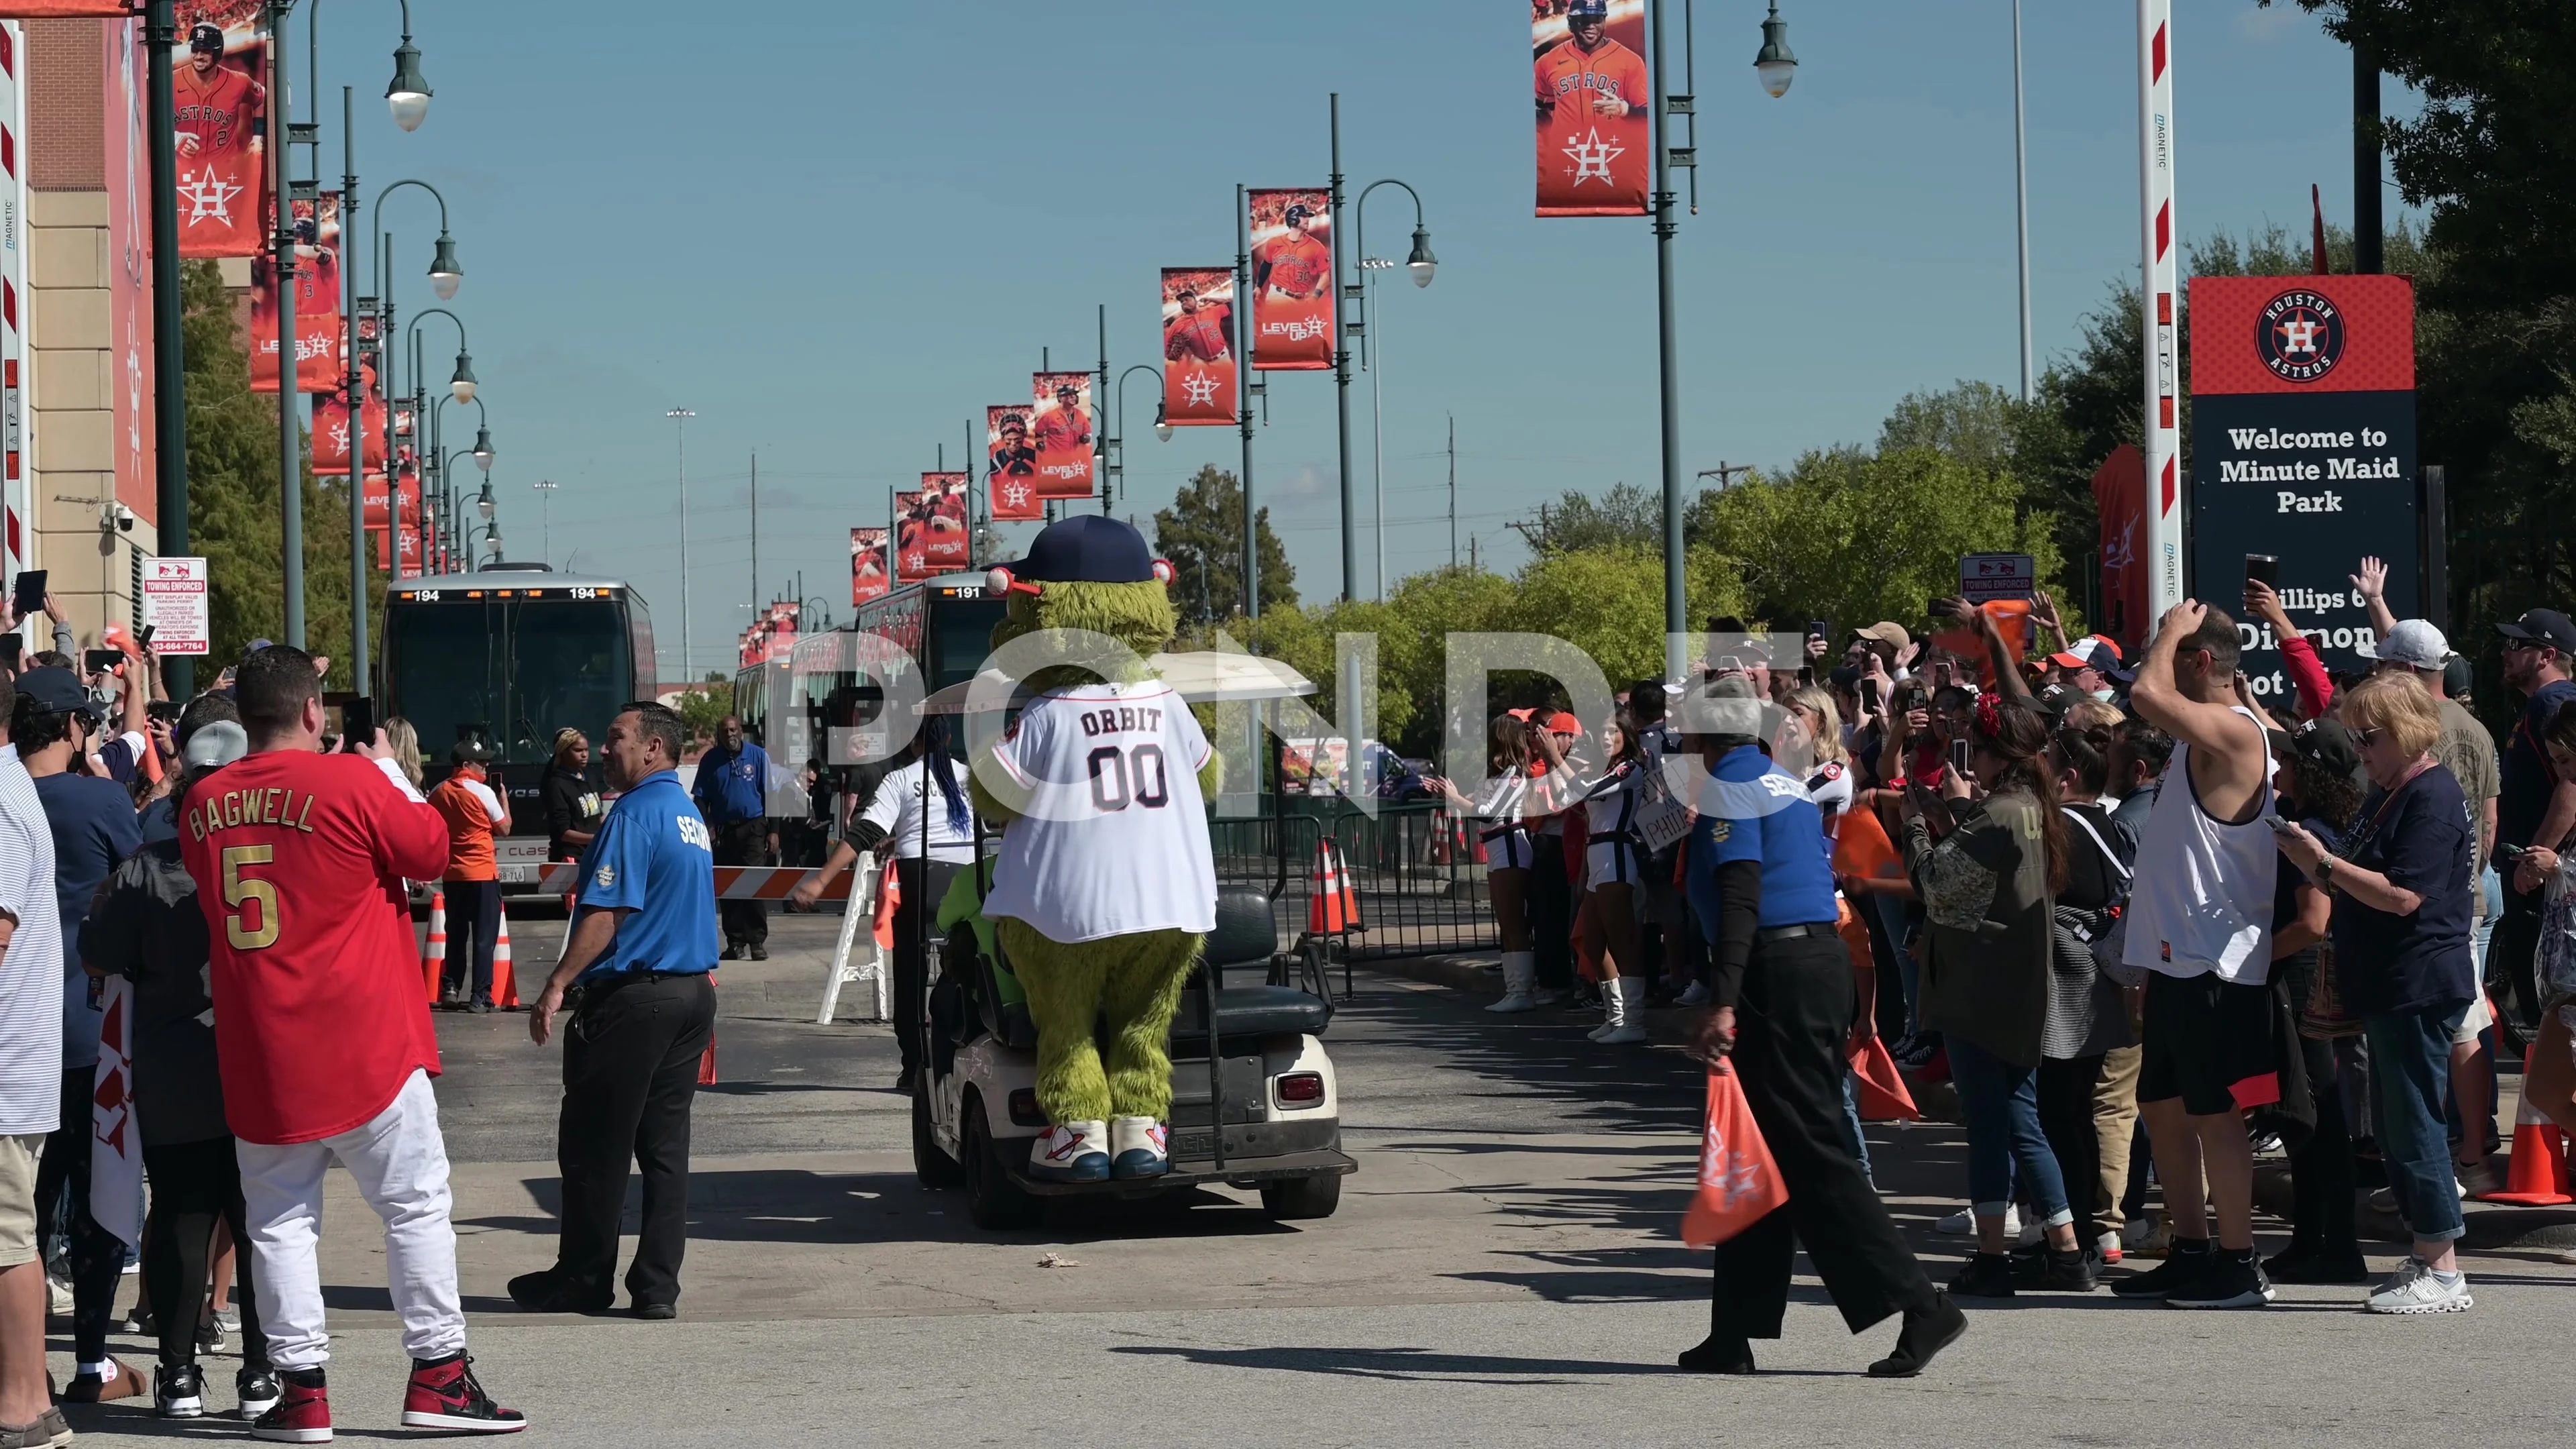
[749,450,759,629]
[146,0,192,698]
[2353,35,2382,274]
[1446,414,1457,570]
[1650,0,1686,686]
[2012,0,2034,402]
[668,408,695,681]
[1097,303,1112,517]
[1329,93,1355,602]
[270,0,304,646]
[1235,185,1259,621]
[341,87,369,689]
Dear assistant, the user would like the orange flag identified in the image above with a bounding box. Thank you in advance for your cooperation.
[1929,600,2033,690]
[1847,1036,1921,1122]
[1681,1068,1790,1246]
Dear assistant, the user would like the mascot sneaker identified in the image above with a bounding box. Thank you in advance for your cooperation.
[1029,1121,1112,1182]
[1110,1116,1170,1179]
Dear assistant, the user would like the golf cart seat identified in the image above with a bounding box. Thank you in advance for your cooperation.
[1168,883,1332,1055]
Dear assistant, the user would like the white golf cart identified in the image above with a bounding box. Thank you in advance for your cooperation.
[907,653,1354,1230]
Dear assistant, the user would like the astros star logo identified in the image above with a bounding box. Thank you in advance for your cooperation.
[178,165,241,227]
[1562,128,1625,185]
[1002,481,1032,508]
[1183,373,1220,407]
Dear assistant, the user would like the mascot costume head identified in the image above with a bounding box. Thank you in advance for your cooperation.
[965,515,1223,1182]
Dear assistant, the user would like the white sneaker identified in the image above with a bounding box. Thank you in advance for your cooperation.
[2455,1159,2501,1199]
[1027,1120,1110,1182]
[1595,977,1648,1044]
[1936,1204,2020,1237]
[1674,981,1711,1007]
[2124,1217,2169,1256]
[46,1273,72,1318]
[2365,1257,2473,1315]
[1108,1116,1169,1179]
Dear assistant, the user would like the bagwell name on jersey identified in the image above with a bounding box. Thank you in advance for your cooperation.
[187,785,323,842]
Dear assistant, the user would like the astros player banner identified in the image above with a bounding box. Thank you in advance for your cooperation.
[361,472,418,531]
[171,0,270,258]
[986,405,1042,520]
[311,362,387,476]
[1248,189,1334,370]
[892,490,934,582]
[249,193,341,392]
[916,472,972,568]
[1161,268,1238,427]
[1030,372,1096,499]
[850,527,890,606]
[1534,0,1652,217]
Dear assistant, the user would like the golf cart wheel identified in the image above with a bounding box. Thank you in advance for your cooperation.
[912,1081,965,1190]
[1259,1173,1342,1221]
[963,1097,1042,1230]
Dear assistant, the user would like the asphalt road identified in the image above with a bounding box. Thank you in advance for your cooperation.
[51,912,2576,1447]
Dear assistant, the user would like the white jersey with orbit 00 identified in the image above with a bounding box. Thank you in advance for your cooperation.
[981,682,1218,943]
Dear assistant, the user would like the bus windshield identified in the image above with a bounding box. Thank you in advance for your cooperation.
[386,599,632,769]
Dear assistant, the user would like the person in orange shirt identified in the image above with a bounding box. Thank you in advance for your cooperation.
[428,743,512,1012]
[1254,206,1332,301]
[1534,1,1650,129]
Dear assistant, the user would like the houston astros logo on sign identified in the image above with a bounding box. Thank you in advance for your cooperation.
[2257,289,2345,383]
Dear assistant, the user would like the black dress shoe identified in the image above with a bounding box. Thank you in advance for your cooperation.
[748,944,768,961]
[1868,1293,1968,1379]
[507,1270,610,1314]
[719,945,742,961]
[632,1302,678,1322]
[1675,1334,1757,1374]
[895,1066,918,1095]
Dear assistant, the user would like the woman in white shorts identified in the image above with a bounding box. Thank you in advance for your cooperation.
[1535,716,1652,1045]
[1431,715,1554,1014]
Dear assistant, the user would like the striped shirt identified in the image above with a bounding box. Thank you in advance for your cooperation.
[0,745,64,1137]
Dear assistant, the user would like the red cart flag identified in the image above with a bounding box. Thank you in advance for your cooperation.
[1680,1067,1789,1246]
[849,527,890,605]
[1534,0,1652,217]
[1248,189,1334,370]
[1161,267,1238,427]
[1030,373,1095,499]
[172,1,272,258]
[986,405,1043,520]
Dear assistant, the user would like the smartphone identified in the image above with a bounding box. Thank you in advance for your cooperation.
[83,648,124,678]
[1860,677,1882,712]
[1808,619,1829,642]
[136,623,155,650]
[9,570,44,618]
[0,635,19,672]
[146,699,180,724]
[2245,553,2280,589]
[1949,739,1972,775]
[339,696,376,754]
[2265,816,2297,836]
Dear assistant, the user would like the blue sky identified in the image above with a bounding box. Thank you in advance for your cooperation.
[307,1,2420,681]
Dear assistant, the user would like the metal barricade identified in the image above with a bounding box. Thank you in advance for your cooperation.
[1211,803,1499,971]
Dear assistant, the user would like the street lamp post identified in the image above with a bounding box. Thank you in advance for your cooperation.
[669,409,696,682]
[1106,362,1164,510]
[1234,186,1259,623]
[531,478,558,563]
[267,1,303,646]
[2012,0,2033,402]
[144,1,193,696]
[1346,178,1434,603]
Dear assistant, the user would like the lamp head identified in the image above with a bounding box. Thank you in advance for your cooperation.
[427,233,463,301]
[1754,3,1798,99]
[449,350,478,405]
[386,38,431,131]
[1154,405,1173,443]
[476,480,496,519]
[1405,225,1438,288]
[472,426,495,472]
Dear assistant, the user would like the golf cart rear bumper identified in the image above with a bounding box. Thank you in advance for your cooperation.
[1004,1146,1356,1198]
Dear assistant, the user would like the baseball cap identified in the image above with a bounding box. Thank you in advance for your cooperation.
[993,515,1159,587]
[2355,618,2450,672]
[1851,621,1911,656]
[2497,608,2576,656]
[182,719,249,771]
[2049,635,2124,672]
[189,23,223,53]
[1544,711,1585,737]
[11,665,84,716]
[2443,656,2473,699]
[2290,719,2369,792]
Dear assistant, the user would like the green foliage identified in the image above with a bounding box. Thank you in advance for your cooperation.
[674,678,732,743]
[1151,464,1296,623]
[1505,482,1665,555]
[182,259,378,689]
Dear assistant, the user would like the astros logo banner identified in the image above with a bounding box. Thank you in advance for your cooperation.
[249,193,342,393]
[1248,189,1334,371]
[311,360,386,476]
[850,527,890,605]
[987,405,1043,520]
[898,473,970,580]
[1030,372,1097,499]
[171,0,271,258]
[1161,267,1238,427]
[1534,0,1652,217]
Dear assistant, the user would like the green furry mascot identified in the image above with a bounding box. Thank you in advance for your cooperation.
[967,516,1222,1181]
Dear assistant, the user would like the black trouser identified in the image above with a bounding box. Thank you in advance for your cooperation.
[442,879,502,1004]
[1525,835,1574,991]
[2284,1029,2360,1258]
[555,972,717,1307]
[140,1137,268,1375]
[1710,934,1939,1340]
[2035,1053,2107,1248]
[714,819,771,947]
[35,1069,125,1364]
[892,858,963,1075]
[2488,880,2543,1028]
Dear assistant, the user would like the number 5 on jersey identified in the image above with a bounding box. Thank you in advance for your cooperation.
[221,844,281,949]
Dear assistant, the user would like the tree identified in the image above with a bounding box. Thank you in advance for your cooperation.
[1152,464,1295,623]
[674,672,733,744]
[1879,380,2021,477]
[1505,482,1663,555]
[182,259,377,688]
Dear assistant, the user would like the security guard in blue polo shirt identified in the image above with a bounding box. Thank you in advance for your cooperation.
[1678,677,1960,1379]
[515,700,719,1320]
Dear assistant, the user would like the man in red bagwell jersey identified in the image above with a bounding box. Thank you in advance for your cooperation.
[178,647,525,1441]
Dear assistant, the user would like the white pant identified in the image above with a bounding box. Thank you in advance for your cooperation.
[235,1069,466,1369]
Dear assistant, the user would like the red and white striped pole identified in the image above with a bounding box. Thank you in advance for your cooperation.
[2137,0,2184,618]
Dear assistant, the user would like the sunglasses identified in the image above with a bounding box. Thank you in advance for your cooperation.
[2351,727,2385,747]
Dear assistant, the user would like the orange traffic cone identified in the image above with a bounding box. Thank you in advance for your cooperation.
[490,904,522,1010]
[2483,1101,2573,1205]
[421,894,447,1003]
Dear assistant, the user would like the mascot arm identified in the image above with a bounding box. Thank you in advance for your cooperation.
[1195,747,1225,801]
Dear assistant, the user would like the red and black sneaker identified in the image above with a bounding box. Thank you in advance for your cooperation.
[250,1368,332,1444]
[400,1353,526,1434]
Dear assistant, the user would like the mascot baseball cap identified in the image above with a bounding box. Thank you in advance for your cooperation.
[998,515,1163,587]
